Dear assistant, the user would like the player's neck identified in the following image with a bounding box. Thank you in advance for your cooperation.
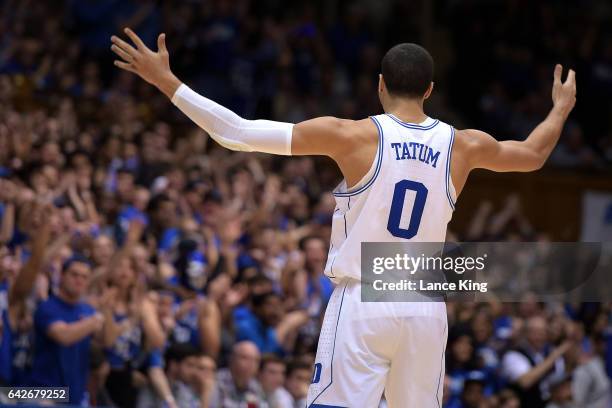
[385,98,428,124]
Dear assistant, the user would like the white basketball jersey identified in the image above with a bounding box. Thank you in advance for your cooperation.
[324,113,456,282]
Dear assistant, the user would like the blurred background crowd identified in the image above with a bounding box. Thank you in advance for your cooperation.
[0,0,611,407]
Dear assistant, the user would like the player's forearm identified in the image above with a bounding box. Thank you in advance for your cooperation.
[522,106,568,165]
[169,84,293,155]
[155,72,183,100]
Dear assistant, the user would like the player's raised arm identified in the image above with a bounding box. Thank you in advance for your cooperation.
[458,64,576,173]
[111,29,355,160]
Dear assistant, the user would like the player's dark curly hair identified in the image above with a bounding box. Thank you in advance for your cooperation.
[381,43,434,98]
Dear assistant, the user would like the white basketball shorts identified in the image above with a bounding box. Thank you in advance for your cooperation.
[307,278,448,408]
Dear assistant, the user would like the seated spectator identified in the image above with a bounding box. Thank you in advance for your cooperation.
[284,359,312,408]
[137,342,216,408]
[259,354,293,407]
[460,376,489,408]
[211,341,266,407]
[545,373,575,408]
[497,388,521,408]
[30,255,104,406]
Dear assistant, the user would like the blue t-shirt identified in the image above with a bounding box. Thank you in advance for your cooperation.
[234,308,283,356]
[31,294,96,406]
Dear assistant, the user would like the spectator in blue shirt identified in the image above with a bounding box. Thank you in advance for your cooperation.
[30,255,104,406]
[235,291,284,355]
[234,291,309,356]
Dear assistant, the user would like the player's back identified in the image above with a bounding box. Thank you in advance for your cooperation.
[324,113,456,282]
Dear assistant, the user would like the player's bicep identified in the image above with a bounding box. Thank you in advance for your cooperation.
[465,129,544,172]
[292,117,354,157]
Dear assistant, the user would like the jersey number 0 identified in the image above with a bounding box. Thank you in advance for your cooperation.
[387,180,428,239]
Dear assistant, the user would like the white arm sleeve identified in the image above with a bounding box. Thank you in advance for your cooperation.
[171,84,294,155]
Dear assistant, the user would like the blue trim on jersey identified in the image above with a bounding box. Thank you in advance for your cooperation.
[342,196,351,238]
[333,117,384,197]
[386,113,440,130]
[435,322,448,408]
[308,282,348,408]
[445,126,456,211]
[328,244,336,278]
[310,405,348,408]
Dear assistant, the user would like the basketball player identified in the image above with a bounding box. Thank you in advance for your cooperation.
[111,28,576,407]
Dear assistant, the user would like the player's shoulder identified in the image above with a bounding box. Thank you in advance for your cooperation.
[336,117,377,132]
[452,128,500,166]
[329,116,378,143]
[453,128,496,150]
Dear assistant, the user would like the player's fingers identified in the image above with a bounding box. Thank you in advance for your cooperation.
[157,33,167,53]
[111,44,134,63]
[553,64,562,85]
[111,36,138,58]
[124,27,147,50]
[114,60,137,73]
[566,69,576,86]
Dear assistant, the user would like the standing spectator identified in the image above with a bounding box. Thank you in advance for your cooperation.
[234,291,309,355]
[169,296,222,359]
[100,220,166,407]
[0,202,51,386]
[501,316,571,408]
[234,291,285,355]
[30,255,104,406]
[568,334,610,408]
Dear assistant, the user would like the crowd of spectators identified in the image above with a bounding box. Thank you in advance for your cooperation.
[0,0,611,407]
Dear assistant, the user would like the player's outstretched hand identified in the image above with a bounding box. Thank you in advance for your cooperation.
[111,28,181,98]
[551,64,576,118]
